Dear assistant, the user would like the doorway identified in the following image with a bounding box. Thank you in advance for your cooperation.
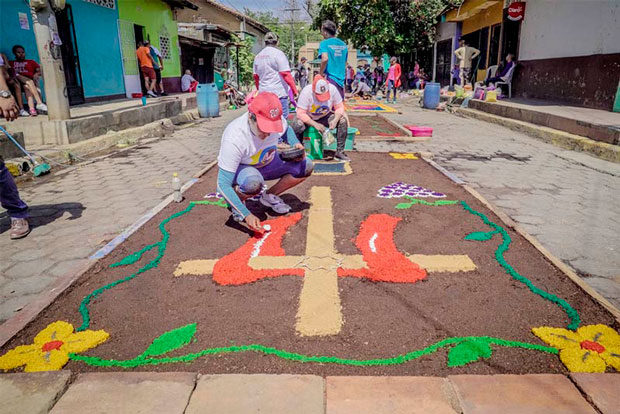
[54,5,85,105]
[502,10,521,58]
[435,39,453,87]
[133,24,147,94]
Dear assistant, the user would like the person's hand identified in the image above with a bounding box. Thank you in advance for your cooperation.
[244,214,264,233]
[314,123,326,133]
[294,143,304,150]
[293,142,306,161]
[328,119,337,130]
[0,96,19,121]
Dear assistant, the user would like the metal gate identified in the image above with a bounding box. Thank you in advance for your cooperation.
[117,19,140,97]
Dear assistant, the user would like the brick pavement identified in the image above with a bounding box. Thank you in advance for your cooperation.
[0,108,241,323]
[1,371,618,414]
[358,103,620,308]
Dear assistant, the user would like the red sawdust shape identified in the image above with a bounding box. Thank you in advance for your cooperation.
[212,213,304,285]
[339,214,427,282]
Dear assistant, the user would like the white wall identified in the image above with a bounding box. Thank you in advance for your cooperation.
[518,0,620,60]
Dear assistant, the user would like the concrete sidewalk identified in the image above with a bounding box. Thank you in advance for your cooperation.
[1,371,618,414]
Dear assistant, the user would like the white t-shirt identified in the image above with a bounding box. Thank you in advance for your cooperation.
[253,46,290,98]
[217,112,288,173]
[296,83,343,120]
[181,74,195,91]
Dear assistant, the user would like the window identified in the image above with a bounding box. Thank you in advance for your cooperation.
[159,36,171,60]
[83,0,115,9]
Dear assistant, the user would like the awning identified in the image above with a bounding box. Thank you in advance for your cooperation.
[445,0,500,22]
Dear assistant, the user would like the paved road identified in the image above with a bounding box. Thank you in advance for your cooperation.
[0,103,618,324]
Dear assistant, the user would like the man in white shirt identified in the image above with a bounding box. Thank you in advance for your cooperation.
[217,92,313,233]
[454,38,480,86]
[293,75,349,161]
[253,32,298,121]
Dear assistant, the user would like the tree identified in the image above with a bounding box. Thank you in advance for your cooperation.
[231,34,255,89]
[244,9,323,62]
[313,0,463,56]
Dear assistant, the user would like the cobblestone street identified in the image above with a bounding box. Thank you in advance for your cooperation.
[0,103,618,324]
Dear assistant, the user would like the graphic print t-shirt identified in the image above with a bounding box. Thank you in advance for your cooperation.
[318,38,348,87]
[11,59,39,78]
[217,112,287,173]
[296,83,343,120]
[253,46,291,98]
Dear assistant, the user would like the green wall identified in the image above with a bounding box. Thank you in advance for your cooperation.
[117,0,181,78]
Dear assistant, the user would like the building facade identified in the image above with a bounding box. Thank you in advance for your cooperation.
[0,0,126,105]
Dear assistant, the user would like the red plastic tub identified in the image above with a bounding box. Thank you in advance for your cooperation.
[131,93,143,99]
[404,125,433,137]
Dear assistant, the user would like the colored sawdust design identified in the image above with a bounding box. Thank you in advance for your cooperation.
[395,197,459,209]
[532,324,620,372]
[345,99,397,113]
[175,186,476,336]
[389,152,419,159]
[6,175,618,373]
[378,182,446,198]
[0,321,108,372]
[312,161,353,176]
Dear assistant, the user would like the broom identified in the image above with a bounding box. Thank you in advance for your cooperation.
[0,125,51,177]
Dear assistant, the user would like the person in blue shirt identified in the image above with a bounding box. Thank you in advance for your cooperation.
[318,20,348,99]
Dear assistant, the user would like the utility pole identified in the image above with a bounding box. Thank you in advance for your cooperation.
[30,1,70,120]
[284,0,300,63]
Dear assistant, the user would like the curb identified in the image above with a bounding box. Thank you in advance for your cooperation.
[456,108,620,163]
[0,161,219,348]
[421,153,620,323]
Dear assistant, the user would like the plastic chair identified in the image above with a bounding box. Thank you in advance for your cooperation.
[496,65,516,98]
[484,65,498,83]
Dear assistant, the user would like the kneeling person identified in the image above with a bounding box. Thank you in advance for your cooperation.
[295,75,349,161]
[217,92,313,233]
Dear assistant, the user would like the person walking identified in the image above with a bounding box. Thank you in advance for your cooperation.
[253,32,297,121]
[454,37,480,86]
[385,57,401,104]
[318,20,348,99]
[0,72,30,239]
[136,41,157,98]
[149,43,167,96]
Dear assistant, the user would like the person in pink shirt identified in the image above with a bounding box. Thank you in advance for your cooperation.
[385,56,401,104]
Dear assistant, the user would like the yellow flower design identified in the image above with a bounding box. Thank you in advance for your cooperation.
[532,324,620,372]
[389,152,418,160]
[0,321,109,372]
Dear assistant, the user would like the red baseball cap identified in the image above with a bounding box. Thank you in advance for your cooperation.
[312,75,331,102]
[248,92,283,133]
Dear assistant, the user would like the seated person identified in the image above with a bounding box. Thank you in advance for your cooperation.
[0,53,27,117]
[10,45,47,116]
[485,54,515,86]
[348,79,372,99]
[181,69,198,93]
[217,92,313,233]
[293,75,349,161]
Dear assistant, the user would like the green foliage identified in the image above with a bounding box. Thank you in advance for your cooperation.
[313,0,464,56]
[142,324,197,357]
[245,9,323,61]
[231,34,255,89]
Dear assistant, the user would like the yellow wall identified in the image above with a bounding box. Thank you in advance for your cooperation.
[462,2,503,35]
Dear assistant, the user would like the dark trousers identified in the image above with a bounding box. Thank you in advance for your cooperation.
[485,76,503,86]
[0,161,28,219]
[316,114,348,152]
[326,76,344,99]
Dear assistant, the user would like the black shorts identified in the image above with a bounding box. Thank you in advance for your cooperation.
[154,68,162,83]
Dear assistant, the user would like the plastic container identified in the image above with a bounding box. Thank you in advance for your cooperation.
[423,82,441,109]
[197,83,220,118]
[404,125,433,137]
[485,90,497,102]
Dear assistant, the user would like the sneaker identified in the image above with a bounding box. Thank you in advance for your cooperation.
[147,91,158,98]
[334,151,351,162]
[19,109,30,117]
[36,103,48,113]
[10,218,30,240]
[260,193,291,214]
[160,92,168,96]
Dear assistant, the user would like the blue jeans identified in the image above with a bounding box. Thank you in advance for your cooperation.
[0,161,28,219]
[279,97,290,121]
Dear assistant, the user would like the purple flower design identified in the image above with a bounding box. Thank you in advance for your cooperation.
[377,182,446,199]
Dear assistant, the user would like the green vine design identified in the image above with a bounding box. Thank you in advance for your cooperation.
[395,197,459,209]
[69,323,557,368]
